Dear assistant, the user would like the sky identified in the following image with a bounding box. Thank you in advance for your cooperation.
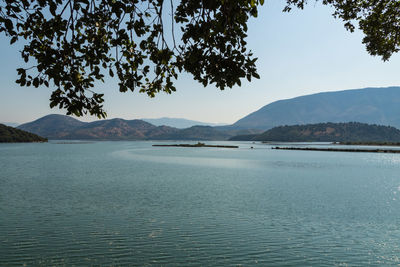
[1,2,400,125]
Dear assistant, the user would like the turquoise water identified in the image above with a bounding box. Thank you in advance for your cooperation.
[1,141,400,266]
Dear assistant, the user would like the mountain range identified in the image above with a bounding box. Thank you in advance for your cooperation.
[230,86,400,130]
[16,86,400,140]
[17,114,259,140]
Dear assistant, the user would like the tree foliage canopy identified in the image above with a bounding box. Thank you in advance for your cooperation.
[0,0,399,118]
[0,0,262,118]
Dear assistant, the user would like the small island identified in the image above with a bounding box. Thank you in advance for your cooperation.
[0,123,47,143]
[153,142,238,148]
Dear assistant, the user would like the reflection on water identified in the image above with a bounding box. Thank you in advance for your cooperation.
[113,145,335,170]
[113,148,257,169]
[1,141,400,266]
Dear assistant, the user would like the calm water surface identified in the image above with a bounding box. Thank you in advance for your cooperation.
[1,141,400,266]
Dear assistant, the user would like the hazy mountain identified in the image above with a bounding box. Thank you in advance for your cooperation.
[232,87,400,130]
[155,126,231,140]
[214,127,264,136]
[0,123,47,143]
[142,117,227,128]
[1,122,19,127]
[230,122,400,142]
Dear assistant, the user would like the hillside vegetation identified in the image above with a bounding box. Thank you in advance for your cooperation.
[18,115,246,140]
[230,122,400,142]
[0,124,47,143]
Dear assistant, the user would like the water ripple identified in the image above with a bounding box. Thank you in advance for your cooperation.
[1,141,400,265]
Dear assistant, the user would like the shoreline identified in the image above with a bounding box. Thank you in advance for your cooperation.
[272,146,400,154]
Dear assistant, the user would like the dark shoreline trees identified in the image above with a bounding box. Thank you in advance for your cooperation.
[0,124,47,142]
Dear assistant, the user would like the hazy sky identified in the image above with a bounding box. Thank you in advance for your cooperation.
[1,2,400,124]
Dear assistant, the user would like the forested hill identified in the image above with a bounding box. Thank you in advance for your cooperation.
[230,122,400,142]
[0,124,47,143]
[231,87,400,130]
[17,114,86,139]
[17,114,256,140]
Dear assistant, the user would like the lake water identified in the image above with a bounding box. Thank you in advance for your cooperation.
[1,141,400,266]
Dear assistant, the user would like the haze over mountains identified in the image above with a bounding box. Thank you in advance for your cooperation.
[16,86,400,140]
[141,117,226,128]
[1,122,19,127]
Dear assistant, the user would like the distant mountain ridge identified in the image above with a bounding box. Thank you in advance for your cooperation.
[141,117,227,128]
[17,115,243,140]
[232,87,400,130]
[230,122,400,142]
